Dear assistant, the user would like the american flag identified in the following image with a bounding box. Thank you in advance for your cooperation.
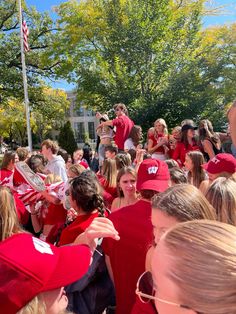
[22,20,30,52]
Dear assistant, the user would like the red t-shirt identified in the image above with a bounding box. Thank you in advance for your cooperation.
[43,203,67,225]
[112,115,134,150]
[102,200,153,314]
[172,141,200,167]
[131,296,157,314]
[148,133,166,154]
[0,169,29,225]
[97,174,117,208]
[58,211,99,246]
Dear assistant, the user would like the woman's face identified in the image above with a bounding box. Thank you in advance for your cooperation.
[66,157,73,169]
[41,287,68,314]
[184,155,193,171]
[155,122,164,134]
[151,208,179,245]
[207,172,220,182]
[187,129,195,139]
[172,130,181,141]
[8,157,17,171]
[119,173,136,196]
[152,241,196,314]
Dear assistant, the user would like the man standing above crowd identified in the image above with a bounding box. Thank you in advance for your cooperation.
[41,139,67,182]
[98,103,134,152]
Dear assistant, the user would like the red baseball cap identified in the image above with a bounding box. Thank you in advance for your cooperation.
[202,153,236,174]
[0,233,91,314]
[136,159,170,192]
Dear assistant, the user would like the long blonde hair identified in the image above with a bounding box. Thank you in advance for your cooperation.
[17,296,46,314]
[152,184,216,221]
[205,177,236,225]
[154,118,168,135]
[17,294,74,314]
[0,186,23,241]
[161,220,236,314]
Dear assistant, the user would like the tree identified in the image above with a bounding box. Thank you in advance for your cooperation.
[0,87,69,146]
[30,86,70,142]
[58,121,77,155]
[54,0,236,131]
[0,0,61,103]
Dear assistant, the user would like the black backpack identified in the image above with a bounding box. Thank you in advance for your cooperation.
[65,245,116,314]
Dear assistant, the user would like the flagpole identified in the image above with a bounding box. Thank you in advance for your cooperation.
[18,0,32,152]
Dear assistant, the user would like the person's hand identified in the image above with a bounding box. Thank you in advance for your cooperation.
[136,148,146,164]
[73,217,120,252]
[67,208,78,222]
[96,112,102,119]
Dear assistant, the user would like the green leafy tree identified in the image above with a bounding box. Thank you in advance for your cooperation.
[0,0,61,103]
[54,0,236,131]
[0,87,69,145]
[58,121,78,156]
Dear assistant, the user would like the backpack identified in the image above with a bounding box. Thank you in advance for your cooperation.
[65,244,116,314]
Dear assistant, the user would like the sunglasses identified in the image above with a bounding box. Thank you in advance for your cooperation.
[136,271,191,309]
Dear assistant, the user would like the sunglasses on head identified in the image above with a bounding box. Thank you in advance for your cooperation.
[136,271,191,310]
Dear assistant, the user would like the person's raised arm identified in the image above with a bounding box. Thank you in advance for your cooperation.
[73,217,120,253]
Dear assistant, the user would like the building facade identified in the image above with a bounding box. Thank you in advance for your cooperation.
[66,91,98,146]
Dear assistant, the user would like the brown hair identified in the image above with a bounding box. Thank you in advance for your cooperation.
[115,153,131,170]
[161,220,236,314]
[205,177,236,225]
[102,158,117,188]
[1,151,16,169]
[186,151,206,188]
[68,164,86,178]
[169,168,187,185]
[199,119,221,145]
[165,159,179,169]
[0,187,23,241]
[127,125,142,147]
[152,184,216,222]
[116,167,136,197]
[70,171,106,217]
[41,139,59,154]
[27,155,46,174]
[16,147,29,161]
[113,103,128,115]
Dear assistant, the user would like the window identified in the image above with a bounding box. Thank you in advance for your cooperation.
[74,122,85,143]
[87,110,95,117]
[74,106,85,117]
[88,122,95,140]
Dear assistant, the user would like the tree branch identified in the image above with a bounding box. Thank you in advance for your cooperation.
[0,1,17,30]
[2,22,19,32]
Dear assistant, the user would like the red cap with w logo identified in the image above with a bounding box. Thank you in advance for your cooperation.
[136,159,170,192]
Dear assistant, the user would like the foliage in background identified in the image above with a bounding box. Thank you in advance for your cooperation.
[0,86,69,145]
[1,0,236,144]
[53,0,236,131]
[58,121,78,155]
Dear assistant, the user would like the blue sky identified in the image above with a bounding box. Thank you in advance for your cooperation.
[26,0,236,90]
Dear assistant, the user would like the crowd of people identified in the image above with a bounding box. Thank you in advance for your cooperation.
[0,100,236,314]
